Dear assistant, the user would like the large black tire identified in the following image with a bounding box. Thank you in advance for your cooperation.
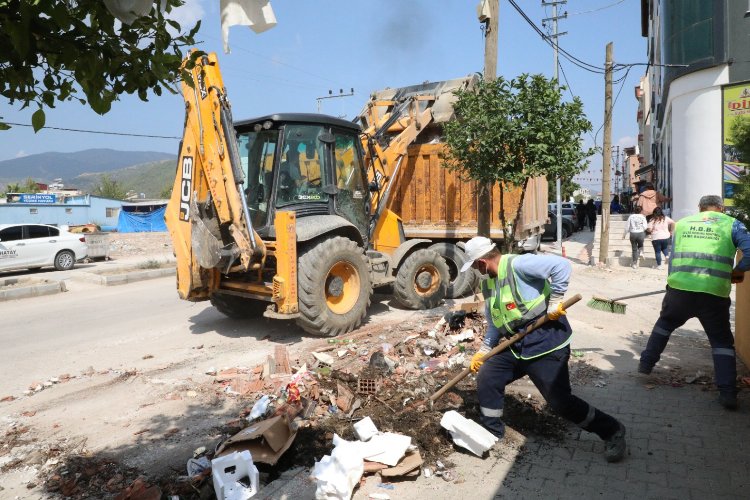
[54,250,75,271]
[393,248,449,310]
[428,242,474,298]
[210,293,268,319]
[296,236,372,337]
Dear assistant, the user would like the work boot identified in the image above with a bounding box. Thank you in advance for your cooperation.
[604,423,627,463]
[718,392,738,411]
[637,361,653,375]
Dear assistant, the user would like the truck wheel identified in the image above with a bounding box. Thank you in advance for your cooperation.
[296,236,372,337]
[210,293,268,319]
[54,250,75,271]
[393,248,449,310]
[428,242,473,298]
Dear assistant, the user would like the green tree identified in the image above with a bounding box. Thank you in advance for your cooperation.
[160,183,173,199]
[92,174,127,200]
[548,177,581,203]
[0,0,200,131]
[442,74,595,252]
[729,116,750,225]
[20,177,40,193]
[2,181,21,195]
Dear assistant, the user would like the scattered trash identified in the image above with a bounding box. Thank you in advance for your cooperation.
[187,456,211,478]
[446,329,474,343]
[312,352,335,366]
[423,467,432,478]
[380,450,423,478]
[312,434,365,500]
[368,493,391,500]
[593,379,607,388]
[353,417,379,442]
[212,450,259,499]
[206,367,218,376]
[377,483,395,490]
[247,395,270,422]
[440,410,498,456]
[217,415,297,465]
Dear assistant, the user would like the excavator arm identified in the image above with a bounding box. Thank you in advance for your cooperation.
[165,51,266,300]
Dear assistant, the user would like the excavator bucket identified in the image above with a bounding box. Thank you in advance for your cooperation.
[359,75,478,136]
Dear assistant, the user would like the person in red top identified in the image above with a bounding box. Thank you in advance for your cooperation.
[635,183,670,221]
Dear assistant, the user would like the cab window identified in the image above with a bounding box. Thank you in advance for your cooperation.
[333,132,369,238]
[0,226,22,242]
[239,129,278,228]
[277,124,329,206]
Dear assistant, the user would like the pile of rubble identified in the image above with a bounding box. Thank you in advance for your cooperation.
[6,305,569,499]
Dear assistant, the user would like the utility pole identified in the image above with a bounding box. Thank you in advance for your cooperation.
[543,0,567,253]
[316,88,355,113]
[598,42,613,266]
[477,0,498,237]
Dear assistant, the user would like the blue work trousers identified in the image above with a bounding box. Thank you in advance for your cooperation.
[476,345,620,440]
[640,287,737,395]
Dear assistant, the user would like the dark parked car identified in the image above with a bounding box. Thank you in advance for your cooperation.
[542,212,574,240]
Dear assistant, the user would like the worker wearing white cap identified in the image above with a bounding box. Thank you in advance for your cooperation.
[461,236,626,463]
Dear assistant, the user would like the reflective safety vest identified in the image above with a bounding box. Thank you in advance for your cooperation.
[668,211,737,298]
[482,255,550,334]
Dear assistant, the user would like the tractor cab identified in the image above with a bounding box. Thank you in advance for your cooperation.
[235,114,371,246]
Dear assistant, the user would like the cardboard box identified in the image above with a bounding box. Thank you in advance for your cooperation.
[216,415,297,465]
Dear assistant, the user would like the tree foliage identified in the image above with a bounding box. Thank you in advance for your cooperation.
[442,74,595,251]
[547,177,581,203]
[729,116,750,225]
[0,0,200,131]
[92,174,127,200]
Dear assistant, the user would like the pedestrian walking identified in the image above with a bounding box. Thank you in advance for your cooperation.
[460,236,627,462]
[639,195,750,410]
[586,199,597,231]
[635,183,670,221]
[576,200,586,231]
[647,207,674,270]
[610,195,622,214]
[623,206,648,268]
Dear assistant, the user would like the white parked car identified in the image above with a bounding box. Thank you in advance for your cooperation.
[0,224,88,272]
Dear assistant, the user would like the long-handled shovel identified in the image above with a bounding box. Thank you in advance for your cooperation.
[428,294,583,407]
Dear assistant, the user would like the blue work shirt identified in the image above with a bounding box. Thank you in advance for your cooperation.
[732,219,750,272]
[482,254,573,359]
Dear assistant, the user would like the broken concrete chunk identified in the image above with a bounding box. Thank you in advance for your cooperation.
[312,352,335,366]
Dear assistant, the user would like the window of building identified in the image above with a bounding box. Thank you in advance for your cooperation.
[662,0,714,66]
[65,208,72,214]
[106,207,120,218]
[29,208,38,215]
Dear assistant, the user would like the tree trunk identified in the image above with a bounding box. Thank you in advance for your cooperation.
[507,177,530,254]
[477,182,492,237]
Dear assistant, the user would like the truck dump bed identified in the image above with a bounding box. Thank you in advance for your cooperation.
[390,143,548,242]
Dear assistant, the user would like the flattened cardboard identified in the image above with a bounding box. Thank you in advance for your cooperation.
[380,450,423,477]
[216,415,297,465]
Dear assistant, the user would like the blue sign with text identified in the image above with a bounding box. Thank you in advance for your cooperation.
[19,194,57,204]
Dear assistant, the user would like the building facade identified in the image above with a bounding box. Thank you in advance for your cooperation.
[0,194,124,229]
[640,0,750,219]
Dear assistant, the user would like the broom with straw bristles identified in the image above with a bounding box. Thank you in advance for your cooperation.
[587,289,666,314]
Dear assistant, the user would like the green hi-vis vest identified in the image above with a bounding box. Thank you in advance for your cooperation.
[482,254,551,336]
[668,211,737,298]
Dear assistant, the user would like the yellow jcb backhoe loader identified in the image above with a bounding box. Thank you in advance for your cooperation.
[165,52,454,336]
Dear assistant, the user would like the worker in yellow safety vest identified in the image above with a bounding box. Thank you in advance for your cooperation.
[461,236,626,462]
[639,195,750,409]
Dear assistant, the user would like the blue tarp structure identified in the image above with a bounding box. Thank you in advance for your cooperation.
[117,206,167,233]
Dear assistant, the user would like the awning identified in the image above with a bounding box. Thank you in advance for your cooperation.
[634,164,655,176]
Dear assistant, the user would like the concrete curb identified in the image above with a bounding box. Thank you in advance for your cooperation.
[0,279,67,301]
[72,267,175,286]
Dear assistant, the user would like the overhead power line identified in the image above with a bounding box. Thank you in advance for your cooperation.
[568,0,625,16]
[4,122,180,139]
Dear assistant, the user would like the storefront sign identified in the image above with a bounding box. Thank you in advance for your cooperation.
[19,193,57,204]
[722,83,750,207]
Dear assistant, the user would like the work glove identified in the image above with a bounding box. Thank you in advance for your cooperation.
[470,347,491,373]
[547,293,567,321]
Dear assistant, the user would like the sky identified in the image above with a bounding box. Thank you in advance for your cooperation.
[0,0,645,192]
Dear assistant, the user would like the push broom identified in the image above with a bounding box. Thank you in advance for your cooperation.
[587,289,666,314]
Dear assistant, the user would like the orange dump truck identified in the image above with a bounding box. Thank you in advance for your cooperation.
[359,78,548,297]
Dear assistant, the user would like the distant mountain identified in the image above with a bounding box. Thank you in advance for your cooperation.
[0,149,176,184]
[73,159,178,199]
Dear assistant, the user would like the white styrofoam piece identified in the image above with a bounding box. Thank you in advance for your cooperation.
[440,410,498,456]
[212,451,259,499]
[312,434,364,500]
[353,417,379,442]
